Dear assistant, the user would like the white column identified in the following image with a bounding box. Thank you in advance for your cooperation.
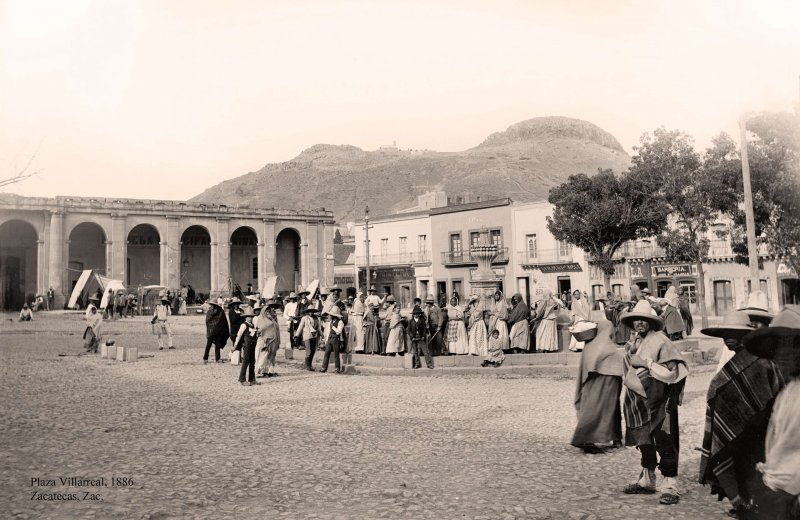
[210,241,218,296]
[257,242,265,292]
[159,241,169,286]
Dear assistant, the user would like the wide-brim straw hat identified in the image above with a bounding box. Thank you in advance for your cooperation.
[368,285,378,293]
[743,305,800,358]
[329,286,342,293]
[385,295,396,303]
[267,299,282,308]
[239,306,256,317]
[207,299,223,308]
[298,290,310,297]
[286,292,298,300]
[411,305,424,315]
[229,297,243,306]
[88,295,100,302]
[303,306,318,314]
[701,310,758,340]
[328,306,342,318]
[620,299,664,331]
[424,295,435,303]
[737,290,774,323]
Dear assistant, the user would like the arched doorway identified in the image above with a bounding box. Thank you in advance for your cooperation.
[127,224,161,287]
[68,222,107,294]
[230,227,258,295]
[275,228,301,294]
[0,220,38,310]
[181,225,211,298]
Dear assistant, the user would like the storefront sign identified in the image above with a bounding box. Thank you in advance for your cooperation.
[358,267,415,284]
[334,276,355,286]
[652,264,697,278]
[778,263,797,276]
[535,263,583,273]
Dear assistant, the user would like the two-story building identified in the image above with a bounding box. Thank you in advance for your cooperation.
[430,199,513,304]
[353,210,432,307]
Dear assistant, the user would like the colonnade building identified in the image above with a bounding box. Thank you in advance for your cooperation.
[0,195,335,310]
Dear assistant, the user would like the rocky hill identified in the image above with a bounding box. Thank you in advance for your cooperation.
[190,116,631,222]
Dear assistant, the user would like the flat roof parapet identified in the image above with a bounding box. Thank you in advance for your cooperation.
[0,195,334,220]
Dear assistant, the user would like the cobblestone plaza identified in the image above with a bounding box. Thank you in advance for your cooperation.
[0,313,731,520]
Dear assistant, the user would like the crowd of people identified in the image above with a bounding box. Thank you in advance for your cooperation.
[570,289,799,518]
[70,279,799,518]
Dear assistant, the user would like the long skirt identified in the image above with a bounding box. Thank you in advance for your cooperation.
[509,320,530,351]
[350,314,364,352]
[468,320,488,356]
[536,320,558,352]
[255,337,277,375]
[178,299,187,315]
[536,319,558,351]
[447,320,469,355]
[571,374,623,448]
[386,326,404,354]
[489,317,509,350]
[364,323,382,354]
[662,305,684,336]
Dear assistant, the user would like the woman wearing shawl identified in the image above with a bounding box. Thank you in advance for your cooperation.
[379,296,397,355]
[677,287,693,336]
[571,312,623,453]
[350,291,366,352]
[445,295,469,355]
[467,295,488,356]
[569,290,591,352]
[363,304,383,355]
[660,286,685,341]
[488,290,510,352]
[534,289,562,352]
[699,310,787,519]
[620,300,690,506]
[385,304,405,355]
[508,293,530,353]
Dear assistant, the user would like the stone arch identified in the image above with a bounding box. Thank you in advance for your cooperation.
[181,225,211,296]
[68,222,107,295]
[0,220,38,310]
[127,224,161,286]
[230,226,258,294]
[275,227,301,294]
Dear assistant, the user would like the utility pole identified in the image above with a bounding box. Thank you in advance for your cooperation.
[364,206,372,291]
[739,114,761,292]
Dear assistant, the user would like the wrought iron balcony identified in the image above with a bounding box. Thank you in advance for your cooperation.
[516,248,575,265]
[441,247,509,266]
[355,251,431,267]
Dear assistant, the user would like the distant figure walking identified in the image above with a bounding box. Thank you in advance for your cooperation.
[152,296,174,350]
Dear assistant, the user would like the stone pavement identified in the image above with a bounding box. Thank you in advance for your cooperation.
[0,312,732,519]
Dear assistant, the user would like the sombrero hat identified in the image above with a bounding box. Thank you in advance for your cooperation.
[743,305,800,359]
[329,286,342,293]
[207,299,223,308]
[620,299,663,331]
[297,290,310,297]
[738,290,773,324]
[385,295,396,303]
[267,298,282,308]
[286,292,298,301]
[239,305,256,317]
[424,295,435,303]
[411,305,424,315]
[701,310,758,340]
[303,306,318,314]
[229,297,243,306]
[368,285,378,293]
[88,294,100,302]
[328,306,342,318]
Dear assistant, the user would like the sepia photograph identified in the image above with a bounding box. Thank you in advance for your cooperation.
[1,1,799,518]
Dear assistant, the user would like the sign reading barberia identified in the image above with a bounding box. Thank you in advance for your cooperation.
[535,263,583,273]
[651,264,697,277]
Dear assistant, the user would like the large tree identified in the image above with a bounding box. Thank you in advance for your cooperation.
[628,128,738,329]
[726,111,800,277]
[546,169,669,292]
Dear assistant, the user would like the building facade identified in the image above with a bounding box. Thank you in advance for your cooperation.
[429,199,513,305]
[0,195,335,310]
[353,210,432,308]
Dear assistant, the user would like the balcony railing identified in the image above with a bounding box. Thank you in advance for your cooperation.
[516,248,574,265]
[441,247,509,266]
[355,251,431,267]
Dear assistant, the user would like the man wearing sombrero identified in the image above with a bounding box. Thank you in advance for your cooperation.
[698,309,787,518]
[740,305,800,519]
[283,291,300,349]
[716,290,773,373]
[233,306,260,386]
[295,305,321,371]
[620,299,689,505]
[152,295,174,350]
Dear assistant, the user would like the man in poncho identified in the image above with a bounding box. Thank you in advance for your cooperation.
[620,300,689,505]
[698,310,786,518]
[203,298,229,364]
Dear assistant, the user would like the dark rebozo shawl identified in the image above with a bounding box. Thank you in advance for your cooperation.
[698,349,785,505]
[507,299,530,327]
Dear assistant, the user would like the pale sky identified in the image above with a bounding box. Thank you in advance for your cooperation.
[1,0,799,201]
